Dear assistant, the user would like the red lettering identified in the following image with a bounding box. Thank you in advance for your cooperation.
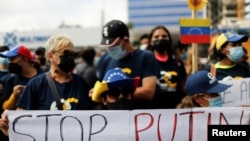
[179,111,205,141]
[134,113,154,141]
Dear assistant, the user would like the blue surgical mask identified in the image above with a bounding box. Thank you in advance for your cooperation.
[180,52,189,60]
[107,44,126,60]
[227,46,244,63]
[208,96,223,107]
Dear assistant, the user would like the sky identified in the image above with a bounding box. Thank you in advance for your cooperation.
[0,0,128,32]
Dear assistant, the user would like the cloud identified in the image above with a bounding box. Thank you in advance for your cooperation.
[0,0,128,32]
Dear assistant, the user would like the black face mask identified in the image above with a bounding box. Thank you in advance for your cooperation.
[153,39,171,53]
[106,97,134,110]
[58,51,76,73]
[38,57,46,66]
[8,63,22,75]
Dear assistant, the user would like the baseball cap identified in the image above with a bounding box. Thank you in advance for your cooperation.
[92,68,140,103]
[100,20,129,47]
[216,31,248,50]
[0,45,32,60]
[185,70,231,95]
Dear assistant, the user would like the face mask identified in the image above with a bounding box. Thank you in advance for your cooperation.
[153,39,171,53]
[208,96,223,107]
[227,46,243,63]
[107,44,126,60]
[8,63,23,75]
[94,56,100,66]
[58,51,76,73]
[38,57,46,66]
[106,97,133,110]
[180,52,189,60]
[140,44,148,50]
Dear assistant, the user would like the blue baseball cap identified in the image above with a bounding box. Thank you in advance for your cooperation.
[216,31,248,50]
[0,45,32,60]
[185,70,231,95]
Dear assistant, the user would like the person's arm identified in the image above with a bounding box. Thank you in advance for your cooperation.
[133,76,157,101]
[2,85,25,110]
[2,92,19,110]
[0,110,9,136]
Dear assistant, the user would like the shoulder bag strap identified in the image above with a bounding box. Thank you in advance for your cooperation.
[45,72,63,110]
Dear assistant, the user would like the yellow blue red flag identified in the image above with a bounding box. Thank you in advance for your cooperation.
[180,18,210,43]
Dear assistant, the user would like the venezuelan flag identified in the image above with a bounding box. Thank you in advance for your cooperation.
[180,18,210,43]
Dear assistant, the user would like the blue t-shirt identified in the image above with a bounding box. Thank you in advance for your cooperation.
[97,49,160,82]
[16,73,91,110]
[97,49,160,109]
[2,67,44,102]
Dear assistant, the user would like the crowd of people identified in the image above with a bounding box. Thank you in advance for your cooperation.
[0,19,249,140]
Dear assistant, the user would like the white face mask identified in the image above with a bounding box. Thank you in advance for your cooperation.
[107,44,126,60]
[140,44,147,50]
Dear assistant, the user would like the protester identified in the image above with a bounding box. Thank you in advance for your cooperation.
[203,31,250,80]
[0,45,43,110]
[138,33,149,50]
[0,45,9,141]
[74,47,97,88]
[91,67,140,110]
[0,45,10,87]
[176,70,231,108]
[0,58,9,78]
[91,19,160,109]
[13,34,92,110]
[0,57,9,110]
[147,25,187,109]
[173,40,192,76]
[34,46,50,72]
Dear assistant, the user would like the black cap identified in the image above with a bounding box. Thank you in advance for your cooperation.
[100,20,129,47]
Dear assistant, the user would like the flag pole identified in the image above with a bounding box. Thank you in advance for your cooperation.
[191,10,198,73]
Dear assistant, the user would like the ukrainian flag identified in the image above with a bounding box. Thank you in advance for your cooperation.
[180,18,210,43]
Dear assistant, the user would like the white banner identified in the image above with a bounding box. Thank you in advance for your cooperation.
[7,107,250,141]
[220,78,250,107]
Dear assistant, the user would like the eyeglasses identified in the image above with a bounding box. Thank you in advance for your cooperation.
[103,87,135,98]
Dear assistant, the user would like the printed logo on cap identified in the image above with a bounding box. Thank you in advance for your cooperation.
[207,72,216,84]
[103,27,109,37]
[225,32,235,38]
